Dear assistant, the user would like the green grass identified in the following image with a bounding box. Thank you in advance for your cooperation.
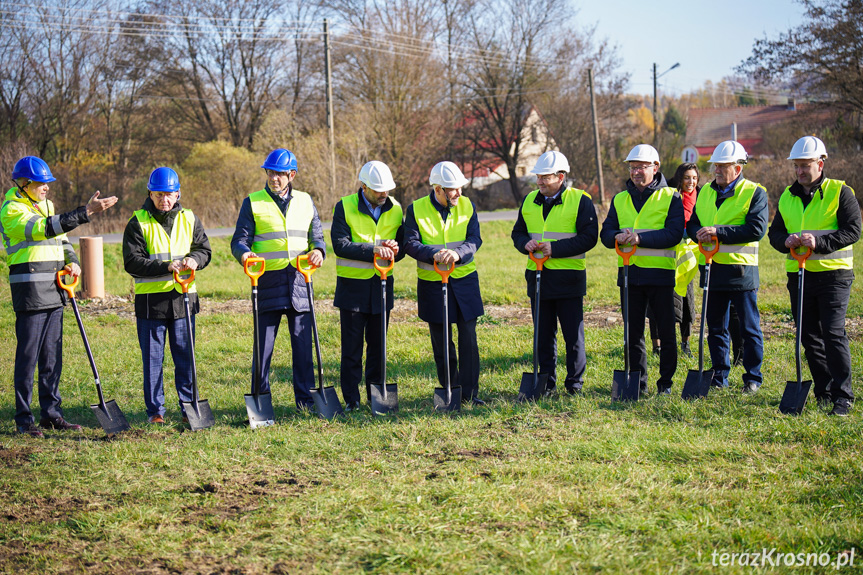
[0,220,861,573]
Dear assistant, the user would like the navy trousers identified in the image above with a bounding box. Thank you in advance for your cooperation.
[339,309,389,405]
[428,316,480,402]
[530,296,585,392]
[136,316,196,418]
[14,307,65,426]
[255,308,315,409]
[706,289,763,388]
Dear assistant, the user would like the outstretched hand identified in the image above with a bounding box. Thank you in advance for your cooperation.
[86,191,119,216]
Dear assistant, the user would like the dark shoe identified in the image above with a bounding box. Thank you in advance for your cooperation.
[565,386,583,396]
[680,341,692,358]
[815,396,832,410]
[17,423,44,438]
[657,385,672,395]
[181,416,189,424]
[344,401,361,413]
[829,400,850,417]
[652,345,661,356]
[39,417,82,431]
[148,415,164,424]
[471,397,486,406]
[742,382,759,394]
[639,383,648,396]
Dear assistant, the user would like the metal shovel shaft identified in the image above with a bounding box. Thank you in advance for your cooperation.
[381,277,388,400]
[306,280,327,404]
[443,282,451,403]
[182,292,200,412]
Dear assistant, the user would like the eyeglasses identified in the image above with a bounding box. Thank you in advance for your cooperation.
[150,192,178,200]
[536,174,560,182]
[266,170,291,178]
[629,165,654,173]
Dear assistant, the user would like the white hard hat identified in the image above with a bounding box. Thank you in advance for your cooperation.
[787,136,828,161]
[625,144,660,164]
[429,161,469,188]
[708,140,748,164]
[530,150,570,175]
[358,160,396,192]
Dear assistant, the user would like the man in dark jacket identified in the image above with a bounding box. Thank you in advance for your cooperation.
[687,141,768,393]
[123,167,211,424]
[768,136,861,416]
[600,144,684,395]
[231,149,326,410]
[404,161,485,405]
[331,161,405,411]
[2,156,118,437]
[512,151,598,395]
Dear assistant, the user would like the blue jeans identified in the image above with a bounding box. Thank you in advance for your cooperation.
[14,307,65,426]
[255,309,315,409]
[137,316,195,417]
[706,290,763,388]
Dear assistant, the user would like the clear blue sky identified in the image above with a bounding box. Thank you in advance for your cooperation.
[575,0,806,95]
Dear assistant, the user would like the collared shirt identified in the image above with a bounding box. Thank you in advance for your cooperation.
[710,174,744,202]
[360,190,382,221]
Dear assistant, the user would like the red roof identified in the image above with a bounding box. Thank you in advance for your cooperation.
[687,104,803,157]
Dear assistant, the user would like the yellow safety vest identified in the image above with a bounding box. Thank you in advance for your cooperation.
[0,188,66,279]
[336,193,403,280]
[249,189,313,271]
[674,239,698,296]
[521,188,590,271]
[613,187,677,270]
[777,178,853,273]
[412,195,476,281]
[132,208,197,294]
[694,179,761,266]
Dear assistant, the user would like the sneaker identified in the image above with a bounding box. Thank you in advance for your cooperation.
[471,397,487,406]
[564,385,583,396]
[148,415,165,424]
[39,417,82,431]
[344,401,361,413]
[742,382,759,394]
[829,400,850,417]
[16,423,44,438]
[680,341,692,358]
[657,385,672,395]
[652,345,661,356]
[815,396,833,410]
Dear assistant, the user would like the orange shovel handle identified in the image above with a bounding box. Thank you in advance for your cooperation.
[373,256,394,280]
[296,253,319,283]
[790,246,812,269]
[56,269,79,299]
[529,244,550,271]
[614,239,637,266]
[173,269,195,294]
[243,256,266,287]
[698,236,720,264]
[434,260,454,284]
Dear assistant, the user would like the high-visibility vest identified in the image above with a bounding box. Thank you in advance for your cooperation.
[1,188,66,281]
[132,208,197,294]
[613,187,677,270]
[777,178,853,273]
[521,187,590,271]
[335,193,403,280]
[694,179,761,266]
[248,189,313,271]
[412,195,476,281]
[674,239,698,296]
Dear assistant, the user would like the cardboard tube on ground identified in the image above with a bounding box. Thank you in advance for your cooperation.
[79,236,105,299]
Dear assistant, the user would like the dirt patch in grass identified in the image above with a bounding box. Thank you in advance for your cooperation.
[0,445,36,468]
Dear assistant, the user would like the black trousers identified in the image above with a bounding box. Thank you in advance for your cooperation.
[648,280,696,342]
[14,307,65,426]
[428,317,479,401]
[622,285,677,389]
[788,274,854,403]
[339,309,389,405]
[531,296,585,391]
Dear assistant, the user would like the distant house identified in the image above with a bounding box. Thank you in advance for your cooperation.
[686,100,802,158]
[460,105,556,204]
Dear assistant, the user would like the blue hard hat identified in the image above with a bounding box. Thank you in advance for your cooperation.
[261,148,298,172]
[12,156,56,183]
[147,167,180,192]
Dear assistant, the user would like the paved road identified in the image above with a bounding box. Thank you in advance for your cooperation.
[91,209,518,244]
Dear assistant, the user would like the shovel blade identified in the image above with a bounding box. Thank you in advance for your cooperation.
[90,400,130,436]
[369,383,399,416]
[612,370,641,402]
[779,379,813,415]
[681,369,714,400]
[433,385,462,412]
[244,392,276,429]
[311,386,344,420]
[181,399,215,431]
[517,372,549,402]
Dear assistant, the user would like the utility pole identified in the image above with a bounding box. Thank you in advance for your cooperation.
[652,62,680,146]
[588,69,605,204]
[324,19,336,193]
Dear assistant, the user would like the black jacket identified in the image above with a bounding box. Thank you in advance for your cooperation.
[686,177,768,291]
[511,188,598,299]
[331,189,406,314]
[600,173,684,287]
[122,198,212,319]
[768,175,860,283]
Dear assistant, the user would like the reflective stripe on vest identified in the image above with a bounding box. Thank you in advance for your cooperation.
[694,179,761,266]
[674,240,698,296]
[335,193,403,280]
[132,209,197,294]
[249,189,313,271]
[778,178,853,272]
[1,189,66,275]
[412,195,476,281]
[613,187,677,270]
[521,188,589,271]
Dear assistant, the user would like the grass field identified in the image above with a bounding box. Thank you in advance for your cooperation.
[1,219,861,574]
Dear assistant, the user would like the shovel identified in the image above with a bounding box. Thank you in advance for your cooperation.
[56,270,130,436]
[296,253,343,420]
[682,238,720,400]
[612,240,640,401]
[174,269,215,431]
[517,247,550,402]
[779,246,813,415]
[433,260,461,412]
[370,255,398,416]
[243,257,275,428]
